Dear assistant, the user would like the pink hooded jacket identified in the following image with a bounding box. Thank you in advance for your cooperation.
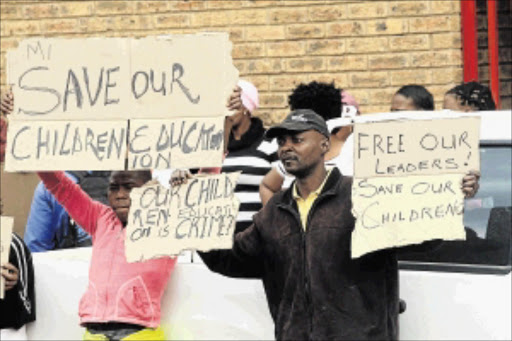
[38,171,176,328]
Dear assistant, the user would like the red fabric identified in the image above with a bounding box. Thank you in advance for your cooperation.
[38,171,177,328]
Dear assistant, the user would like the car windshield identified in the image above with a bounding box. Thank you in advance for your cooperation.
[399,144,512,267]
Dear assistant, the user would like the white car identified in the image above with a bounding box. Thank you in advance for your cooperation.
[27,111,511,340]
[398,110,511,340]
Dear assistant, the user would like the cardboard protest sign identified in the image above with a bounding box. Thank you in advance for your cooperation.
[351,116,480,258]
[5,120,127,171]
[1,216,14,299]
[128,116,224,170]
[125,173,240,262]
[7,34,238,120]
[5,33,238,171]
[354,116,480,178]
[351,175,466,258]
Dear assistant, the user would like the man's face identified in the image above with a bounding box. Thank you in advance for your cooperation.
[108,171,146,226]
[390,94,418,111]
[277,130,329,178]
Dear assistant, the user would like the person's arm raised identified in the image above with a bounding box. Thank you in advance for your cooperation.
[37,171,104,236]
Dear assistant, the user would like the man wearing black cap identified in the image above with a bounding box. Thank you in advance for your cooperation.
[199,109,401,340]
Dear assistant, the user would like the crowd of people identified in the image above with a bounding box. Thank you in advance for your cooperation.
[0,79,495,340]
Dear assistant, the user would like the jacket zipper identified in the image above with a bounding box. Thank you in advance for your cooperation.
[279,204,314,339]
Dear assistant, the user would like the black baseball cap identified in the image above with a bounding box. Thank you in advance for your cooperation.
[266,109,330,139]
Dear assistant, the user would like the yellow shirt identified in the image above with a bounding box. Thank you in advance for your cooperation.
[293,169,332,230]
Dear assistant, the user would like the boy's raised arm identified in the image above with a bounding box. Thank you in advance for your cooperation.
[37,171,104,236]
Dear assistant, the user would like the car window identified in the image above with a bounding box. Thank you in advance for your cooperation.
[398,144,512,272]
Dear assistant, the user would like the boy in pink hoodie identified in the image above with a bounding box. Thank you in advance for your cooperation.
[37,170,175,340]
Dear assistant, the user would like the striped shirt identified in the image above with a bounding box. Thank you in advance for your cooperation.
[222,118,278,233]
[223,137,278,233]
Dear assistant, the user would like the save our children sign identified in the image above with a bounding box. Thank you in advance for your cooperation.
[5,33,238,171]
[351,112,480,258]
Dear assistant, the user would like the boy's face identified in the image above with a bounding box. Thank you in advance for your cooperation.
[108,171,146,226]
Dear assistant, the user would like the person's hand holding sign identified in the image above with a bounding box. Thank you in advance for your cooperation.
[170,169,193,187]
[226,85,243,113]
[462,170,481,199]
[0,89,14,115]
[224,86,244,153]
[1,262,19,291]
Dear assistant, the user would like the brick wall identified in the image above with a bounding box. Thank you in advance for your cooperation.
[1,0,469,126]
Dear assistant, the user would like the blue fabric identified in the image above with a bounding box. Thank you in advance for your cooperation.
[24,172,91,252]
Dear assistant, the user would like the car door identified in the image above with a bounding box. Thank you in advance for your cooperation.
[398,139,512,340]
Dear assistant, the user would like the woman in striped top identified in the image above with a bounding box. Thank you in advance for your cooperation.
[221,80,278,232]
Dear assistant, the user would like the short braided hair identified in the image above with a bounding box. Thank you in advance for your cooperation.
[446,82,496,111]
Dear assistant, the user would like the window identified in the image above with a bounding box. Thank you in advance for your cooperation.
[398,143,512,273]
